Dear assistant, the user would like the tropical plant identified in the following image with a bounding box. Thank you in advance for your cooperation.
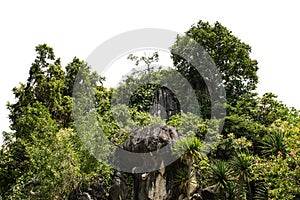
[174,137,204,199]
[250,121,300,199]
[231,151,253,199]
[206,159,234,199]
[261,128,286,157]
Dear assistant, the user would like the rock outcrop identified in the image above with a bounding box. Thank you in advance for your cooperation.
[114,124,184,200]
[150,86,181,120]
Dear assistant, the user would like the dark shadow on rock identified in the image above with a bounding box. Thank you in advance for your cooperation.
[68,177,108,200]
[112,124,185,200]
[109,171,128,200]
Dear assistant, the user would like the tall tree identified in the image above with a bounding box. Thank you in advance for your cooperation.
[8,44,68,138]
[171,21,258,110]
[1,44,112,199]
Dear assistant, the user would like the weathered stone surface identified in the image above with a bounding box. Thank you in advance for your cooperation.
[109,172,128,200]
[115,124,184,200]
[114,124,179,173]
[150,86,181,120]
[121,124,179,152]
[132,159,184,200]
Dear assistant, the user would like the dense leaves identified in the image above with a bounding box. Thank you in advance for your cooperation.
[171,21,258,116]
[1,21,299,200]
[0,44,112,199]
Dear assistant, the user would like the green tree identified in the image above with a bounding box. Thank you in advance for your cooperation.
[171,21,258,112]
[255,93,292,126]
[2,19,300,199]
[0,137,30,195]
[206,160,235,199]
[174,137,204,199]
[0,44,113,199]
[127,51,159,73]
[250,120,300,199]
[112,52,160,113]
[8,44,69,139]
[232,151,253,199]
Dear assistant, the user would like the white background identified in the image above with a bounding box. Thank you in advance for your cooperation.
[1,0,300,145]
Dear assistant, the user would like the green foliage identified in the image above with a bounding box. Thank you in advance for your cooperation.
[1,21,300,200]
[0,101,58,196]
[256,93,292,125]
[231,151,254,199]
[9,44,72,131]
[129,84,157,112]
[171,21,258,107]
[127,51,159,73]
[0,44,112,199]
[223,92,297,157]
[261,128,286,157]
[113,60,201,116]
[174,137,204,164]
[250,121,300,199]
[0,139,30,195]
[206,159,235,197]
[112,52,161,113]
[174,167,191,191]
[210,133,252,161]
[112,72,157,113]
[251,152,300,199]
[1,127,82,199]
[202,135,253,198]
[168,112,208,137]
[97,103,165,146]
[174,137,204,199]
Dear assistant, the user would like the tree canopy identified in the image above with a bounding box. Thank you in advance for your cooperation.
[1,21,299,200]
[172,21,258,110]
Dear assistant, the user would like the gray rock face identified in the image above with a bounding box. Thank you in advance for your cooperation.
[115,124,184,200]
[109,172,128,200]
[114,124,179,173]
[121,124,179,152]
[150,86,181,120]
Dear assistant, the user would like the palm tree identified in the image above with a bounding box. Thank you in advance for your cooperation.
[261,130,286,157]
[174,137,204,199]
[231,151,253,199]
[205,160,234,199]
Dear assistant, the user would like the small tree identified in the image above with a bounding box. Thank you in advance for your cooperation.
[206,160,234,199]
[127,51,159,73]
[231,151,253,199]
[174,137,204,199]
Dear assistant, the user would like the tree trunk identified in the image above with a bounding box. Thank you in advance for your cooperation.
[236,175,244,200]
[187,162,192,199]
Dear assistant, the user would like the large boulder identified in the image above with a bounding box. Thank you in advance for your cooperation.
[114,124,184,200]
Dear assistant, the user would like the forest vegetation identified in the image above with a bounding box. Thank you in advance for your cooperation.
[0,21,299,200]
